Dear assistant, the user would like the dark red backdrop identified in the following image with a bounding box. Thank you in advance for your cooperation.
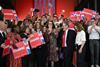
[14,0,76,20]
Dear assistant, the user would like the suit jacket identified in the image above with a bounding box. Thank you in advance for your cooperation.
[61,29,76,67]
[0,32,6,45]
[57,29,63,48]
[61,29,76,48]
[66,29,76,48]
[0,32,6,57]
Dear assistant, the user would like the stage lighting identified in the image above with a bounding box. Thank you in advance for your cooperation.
[62,10,65,13]
[11,19,13,22]
[0,6,4,21]
[0,6,2,11]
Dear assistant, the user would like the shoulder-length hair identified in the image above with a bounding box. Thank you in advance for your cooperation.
[46,21,55,29]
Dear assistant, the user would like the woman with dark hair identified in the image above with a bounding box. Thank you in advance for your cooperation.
[20,27,32,67]
[42,26,49,67]
[8,26,22,67]
[75,23,87,67]
[33,22,46,67]
[47,21,59,67]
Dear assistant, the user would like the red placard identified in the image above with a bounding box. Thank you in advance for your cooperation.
[29,32,42,48]
[12,41,31,59]
[69,11,82,21]
[2,9,17,20]
[2,46,10,56]
[2,39,10,56]
[82,8,96,21]
[37,31,45,44]
[70,15,81,21]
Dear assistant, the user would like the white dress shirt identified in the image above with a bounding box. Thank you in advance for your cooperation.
[64,29,68,47]
[88,25,100,39]
[0,30,4,37]
[75,30,86,46]
[0,30,6,47]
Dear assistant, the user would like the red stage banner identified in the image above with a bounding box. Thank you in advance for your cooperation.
[29,32,42,48]
[12,41,31,59]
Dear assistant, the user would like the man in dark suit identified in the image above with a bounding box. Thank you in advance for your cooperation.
[62,22,76,67]
[0,9,7,66]
[0,28,7,67]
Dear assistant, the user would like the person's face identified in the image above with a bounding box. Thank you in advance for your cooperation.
[25,28,30,34]
[63,23,68,31]
[42,16,45,19]
[53,17,57,21]
[24,20,29,26]
[77,27,81,32]
[41,21,44,26]
[68,21,72,24]
[36,23,40,29]
[42,16,46,21]
[32,16,35,19]
[29,24,33,29]
[47,15,50,20]
[43,27,47,32]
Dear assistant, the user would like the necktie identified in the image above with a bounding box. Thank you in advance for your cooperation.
[62,32,66,47]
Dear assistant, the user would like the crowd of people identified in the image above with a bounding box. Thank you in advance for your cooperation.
[0,9,100,67]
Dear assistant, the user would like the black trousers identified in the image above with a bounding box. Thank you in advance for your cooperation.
[89,39,100,65]
[22,55,32,67]
[0,47,8,67]
[2,55,8,67]
[36,45,48,67]
[0,47,3,67]
[77,45,87,67]
[63,46,74,67]
[22,47,35,67]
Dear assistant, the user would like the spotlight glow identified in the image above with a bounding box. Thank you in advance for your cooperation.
[0,6,2,10]
[62,10,65,12]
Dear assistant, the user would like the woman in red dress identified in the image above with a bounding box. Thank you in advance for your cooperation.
[6,26,22,67]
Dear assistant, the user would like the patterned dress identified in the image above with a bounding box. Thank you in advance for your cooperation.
[48,32,59,62]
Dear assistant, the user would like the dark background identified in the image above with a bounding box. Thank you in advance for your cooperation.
[0,0,15,9]
[74,0,100,14]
